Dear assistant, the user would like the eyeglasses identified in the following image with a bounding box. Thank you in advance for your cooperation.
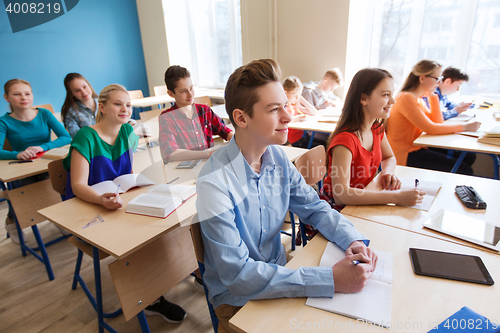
[426,75,443,82]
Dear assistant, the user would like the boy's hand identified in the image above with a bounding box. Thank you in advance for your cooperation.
[332,253,372,293]
[345,241,378,271]
[455,102,472,114]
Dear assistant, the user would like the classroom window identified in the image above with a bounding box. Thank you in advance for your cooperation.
[346,0,500,100]
[162,0,242,88]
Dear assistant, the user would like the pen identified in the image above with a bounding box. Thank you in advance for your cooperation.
[352,260,361,265]
[484,101,493,106]
[115,184,121,194]
[9,160,33,164]
[415,179,419,189]
[167,176,179,185]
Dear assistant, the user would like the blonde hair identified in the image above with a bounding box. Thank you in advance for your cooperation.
[96,84,128,123]
[323,68,343,86]
[401,59,441,92]
[4,79,32,113]
[282,76,303,93]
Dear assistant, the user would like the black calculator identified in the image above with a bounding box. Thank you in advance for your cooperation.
[176,159,202,169]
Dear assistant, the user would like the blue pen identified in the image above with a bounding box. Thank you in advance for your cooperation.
[415,179,419,189]
[352,260,361,265]
[115,184,121,194]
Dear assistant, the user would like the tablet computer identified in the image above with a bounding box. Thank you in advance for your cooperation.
[409,248,494,285]
[176,159,202,169]
[422,209,500,251]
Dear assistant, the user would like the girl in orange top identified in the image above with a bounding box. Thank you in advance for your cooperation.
[320,68,424,209]
[282,76,317,147]
[386,60,480,174]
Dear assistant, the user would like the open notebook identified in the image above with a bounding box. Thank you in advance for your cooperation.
[126,184,196,218]
[387,178,442,211]
[306,242,393,328]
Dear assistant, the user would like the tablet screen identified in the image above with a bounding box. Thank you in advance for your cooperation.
[423,209,500,251]
[409,248,494,285]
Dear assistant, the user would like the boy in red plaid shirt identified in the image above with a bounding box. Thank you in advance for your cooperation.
[159,66,233,163]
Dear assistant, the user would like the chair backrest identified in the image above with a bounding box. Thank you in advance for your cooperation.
[3,138,12,151]
[48,159,67,196]
[34,104,55,114]
[128,90,144,100]
[294,145,327,186]
[194,96,212,107]
[189,214,204,264]
[154,85,168,96]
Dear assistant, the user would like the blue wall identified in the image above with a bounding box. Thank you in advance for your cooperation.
[0,0,149,116]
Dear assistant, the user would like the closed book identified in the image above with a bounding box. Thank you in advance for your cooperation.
[126,184,196,218]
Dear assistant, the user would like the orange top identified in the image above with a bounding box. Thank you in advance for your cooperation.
[387,92,463,165]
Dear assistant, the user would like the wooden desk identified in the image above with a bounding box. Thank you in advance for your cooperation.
[414,109,500,178]
[230,216,500,333]
[0,145,71,280]
[131,95,175,108]
[341,166,500,253]
[38,164,200,332]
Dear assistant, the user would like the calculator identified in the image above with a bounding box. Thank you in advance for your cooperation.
[176,159,202,169]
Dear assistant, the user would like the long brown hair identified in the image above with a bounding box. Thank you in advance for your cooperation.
[61,73,97,124]
[325,68,393,167]
[400,59,441,92]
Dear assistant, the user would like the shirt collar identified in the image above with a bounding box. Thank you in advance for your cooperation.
[225,137,276,185]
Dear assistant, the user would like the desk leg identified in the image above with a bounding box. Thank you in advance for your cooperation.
[137,311,151,333]
[92,246,120,333]
[307,132,316,149]
[450,151,466,173]
[31,225,55,281]
[93,246,105,333]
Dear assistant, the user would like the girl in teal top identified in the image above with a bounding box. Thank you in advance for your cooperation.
[1,79,71,160]
[2,79,71,244]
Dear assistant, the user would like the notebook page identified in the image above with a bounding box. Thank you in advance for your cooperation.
[306,242,393,327]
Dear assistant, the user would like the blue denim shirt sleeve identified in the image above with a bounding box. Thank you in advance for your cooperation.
[196,139,368,308]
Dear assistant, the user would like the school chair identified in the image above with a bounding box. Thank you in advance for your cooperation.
[47,159,122,321]
[129,90,145,120]
[194,96,213,107]
[33,104,58,140]
[286,145,327,248]
[189,214,219,333]
[154,85,169,109]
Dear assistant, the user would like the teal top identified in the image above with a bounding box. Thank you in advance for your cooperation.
[0,108,71,160]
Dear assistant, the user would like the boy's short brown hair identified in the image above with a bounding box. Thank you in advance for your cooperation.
[442,67,469,83]
[224,59,282,127]
[164,65,191,92]
[323,68,344,86]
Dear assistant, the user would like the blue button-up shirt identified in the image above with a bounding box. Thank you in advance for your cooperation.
[196,138,369,309]
[422,87,458,120]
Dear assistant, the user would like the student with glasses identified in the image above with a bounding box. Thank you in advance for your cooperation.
[386,60,480,175]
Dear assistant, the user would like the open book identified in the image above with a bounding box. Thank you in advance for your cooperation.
[126,184,196,218]
[306,242,393,328]
[90,174,154,195]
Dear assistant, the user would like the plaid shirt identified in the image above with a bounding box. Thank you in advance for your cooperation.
[159,103,232,161]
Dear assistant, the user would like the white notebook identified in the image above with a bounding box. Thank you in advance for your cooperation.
[387,177,442,211]
[126,184,196,218]
[306,242,393,328]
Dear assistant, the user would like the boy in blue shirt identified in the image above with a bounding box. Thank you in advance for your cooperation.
[423,67,472,120]
[196,59,377,332]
